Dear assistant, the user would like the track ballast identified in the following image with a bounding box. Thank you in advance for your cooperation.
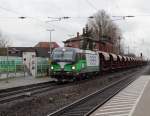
[48,69,143,116]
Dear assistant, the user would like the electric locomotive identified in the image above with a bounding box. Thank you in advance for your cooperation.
[50,47,147,82]
[50,47,99,82]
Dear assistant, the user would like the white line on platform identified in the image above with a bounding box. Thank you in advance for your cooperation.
[103,104,133,109]
[111,98,137,101]
[128,79,150,116]
[95,110,129,115]
[91,76,150,116]
[99,107,131,112]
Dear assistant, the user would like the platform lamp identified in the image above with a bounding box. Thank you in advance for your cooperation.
[47,29,55,59]
[47,29,55,77]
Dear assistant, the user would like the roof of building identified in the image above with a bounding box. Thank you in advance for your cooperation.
[63,36,101,43]
[34,42,59,48]
[63,36,83,43]
[63,35,113,43]
[0,47,50,57]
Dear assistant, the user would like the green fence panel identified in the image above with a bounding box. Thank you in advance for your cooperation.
[0,56,23,73]
[36,57,49,76]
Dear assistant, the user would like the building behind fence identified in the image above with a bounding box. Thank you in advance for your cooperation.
[0,47,51,78]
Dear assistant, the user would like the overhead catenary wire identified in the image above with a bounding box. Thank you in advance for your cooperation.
[85,0,98,11]
[0,5,20,16]
[0,3,135,20]
[0,3,137,36]
[0,4,72,33]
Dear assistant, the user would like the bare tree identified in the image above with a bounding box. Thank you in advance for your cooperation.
[87,10,122,54]
[0,31,9,48]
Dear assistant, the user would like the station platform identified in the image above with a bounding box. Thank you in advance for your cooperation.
[0,76,52,90]
[90,75,150,116]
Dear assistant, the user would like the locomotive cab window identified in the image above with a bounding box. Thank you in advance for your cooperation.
[75,53,81,61]
[52,49,75,62]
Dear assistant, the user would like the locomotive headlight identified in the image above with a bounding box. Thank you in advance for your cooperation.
[72,66,75,70]
[51,66,54,70]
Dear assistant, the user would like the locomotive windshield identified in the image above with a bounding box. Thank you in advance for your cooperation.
[52,49,75,62]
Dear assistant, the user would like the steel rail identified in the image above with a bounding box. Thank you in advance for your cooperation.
[47,69,142,116]
[0,82,57,104]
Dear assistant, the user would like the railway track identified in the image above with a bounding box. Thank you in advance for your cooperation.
[0,67,144,105]
[0,81,59,104]
[47,68,144,116]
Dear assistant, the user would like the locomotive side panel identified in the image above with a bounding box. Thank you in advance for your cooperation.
[83,51,99,73]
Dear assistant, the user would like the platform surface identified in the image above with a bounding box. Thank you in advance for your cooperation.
[0,76,51,90]
[90,75,150,116]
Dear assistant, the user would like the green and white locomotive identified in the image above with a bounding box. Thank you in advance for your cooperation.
[50,47,99,82]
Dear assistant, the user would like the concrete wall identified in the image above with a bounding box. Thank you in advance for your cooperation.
[23,52,37,77]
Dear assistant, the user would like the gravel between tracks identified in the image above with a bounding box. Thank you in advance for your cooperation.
[0,66,149,116]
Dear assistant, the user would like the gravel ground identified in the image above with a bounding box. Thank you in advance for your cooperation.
[0,66,149,116]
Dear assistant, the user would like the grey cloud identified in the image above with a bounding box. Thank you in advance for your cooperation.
[0,0,150,57]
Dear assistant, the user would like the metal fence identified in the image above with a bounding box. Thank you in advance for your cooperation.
[36,57,50,77]
[0,56,25,79]
[0,56,50,78]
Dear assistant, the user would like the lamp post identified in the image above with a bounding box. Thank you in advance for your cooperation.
[5,46,9,83]
[47,29,55,58]
[46,29,55,77]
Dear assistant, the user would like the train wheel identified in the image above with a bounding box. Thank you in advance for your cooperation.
[72,77,78,82]
[86,74,90,79]
[81,73,86,80]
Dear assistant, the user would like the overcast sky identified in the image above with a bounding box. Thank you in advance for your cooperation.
[0,0,150,58]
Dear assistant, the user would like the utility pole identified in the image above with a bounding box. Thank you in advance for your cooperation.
[47,29,55,77]
[47,29,55,58]
[118,36,121,54]
[6,46,9,83]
